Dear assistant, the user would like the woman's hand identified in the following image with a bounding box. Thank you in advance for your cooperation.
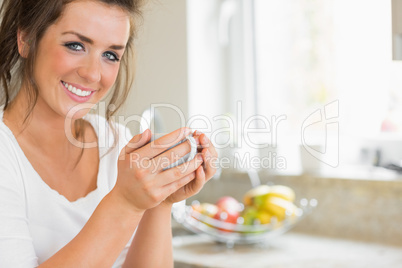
[164,131,218,205]
[113,128,204,212]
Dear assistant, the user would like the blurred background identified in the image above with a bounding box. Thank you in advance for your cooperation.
[120,0,402,176]
[114,0,402,266]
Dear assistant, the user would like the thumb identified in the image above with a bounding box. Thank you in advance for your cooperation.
[119,129,152,158]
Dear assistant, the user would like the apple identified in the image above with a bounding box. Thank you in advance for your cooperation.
[215,196,242,213]
[213,208,239,224]
[212,196,242,231]
[214,196,241,223]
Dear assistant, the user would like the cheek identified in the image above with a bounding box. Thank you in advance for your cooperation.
[50,49,77,76]
[36,47,77,82]
[101,64,121,89]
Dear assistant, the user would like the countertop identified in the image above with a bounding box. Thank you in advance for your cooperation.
[172,232,402,268]
[187,172,402,245]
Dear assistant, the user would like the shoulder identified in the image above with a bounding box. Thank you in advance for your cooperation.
[0,121,25,194]
[0,108,19,160]
[0,122,20,166]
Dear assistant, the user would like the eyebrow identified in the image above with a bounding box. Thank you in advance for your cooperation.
[62,31,126,50]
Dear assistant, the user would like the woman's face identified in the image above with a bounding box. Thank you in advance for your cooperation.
[30,0,130,119]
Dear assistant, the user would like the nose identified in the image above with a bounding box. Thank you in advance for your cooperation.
[77,56,101,83]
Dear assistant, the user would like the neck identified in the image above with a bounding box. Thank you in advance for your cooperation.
[3,86,79,151]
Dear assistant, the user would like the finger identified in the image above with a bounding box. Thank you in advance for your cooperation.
[202,147,217,181]
[199,133,214,152]
[135,127,191,159]
[201,134,218,159]
[161,171,197,200]
[148,137,195,172]
[196,133,217,167]
[171,165,206,201]
[119,129,152,158]
[194,132,213,153]
[190,165,207,195]
[157,153,203,187]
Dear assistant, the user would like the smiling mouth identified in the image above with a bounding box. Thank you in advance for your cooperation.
[61,81,93,97]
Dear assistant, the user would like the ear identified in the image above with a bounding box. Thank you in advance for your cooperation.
[17,29,30,58]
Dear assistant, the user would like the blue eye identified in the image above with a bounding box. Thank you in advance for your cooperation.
[103,51,120,62]
[65,42,85,52]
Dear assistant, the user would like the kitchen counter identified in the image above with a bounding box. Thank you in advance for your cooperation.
[187,171,402,246]
[173,168,402,267]
[173,232,402,268]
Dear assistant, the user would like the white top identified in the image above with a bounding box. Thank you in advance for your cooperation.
[0,109,134,267]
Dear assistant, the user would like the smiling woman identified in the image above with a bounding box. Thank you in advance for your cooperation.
[27,1,130,119]
[0,0,217,267]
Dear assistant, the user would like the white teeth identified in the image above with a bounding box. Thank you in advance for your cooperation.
[63,81,92,97]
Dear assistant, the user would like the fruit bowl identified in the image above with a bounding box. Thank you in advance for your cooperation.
[172,198,317,247]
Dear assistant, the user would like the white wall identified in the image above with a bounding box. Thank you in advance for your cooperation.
[119,0,189,135]
[392,0,402,60]
[187,0,225,121]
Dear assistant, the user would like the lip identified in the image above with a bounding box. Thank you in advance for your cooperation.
[62,81,96,92]
[61,81,95,103]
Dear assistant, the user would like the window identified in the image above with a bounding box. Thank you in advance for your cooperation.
[187,0,402,174]
[253,0,395,135]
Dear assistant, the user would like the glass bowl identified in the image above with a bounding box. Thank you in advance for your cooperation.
[172,198,317,247]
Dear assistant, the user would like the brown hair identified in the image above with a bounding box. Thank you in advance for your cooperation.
[0,0,143,161]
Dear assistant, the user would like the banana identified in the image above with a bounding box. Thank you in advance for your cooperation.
[264,197,297,221]
[266,185,295,202]
[255,210,272,225]
[243,185,271,207]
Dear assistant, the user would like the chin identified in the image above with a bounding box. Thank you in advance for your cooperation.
[64,103,95,120]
